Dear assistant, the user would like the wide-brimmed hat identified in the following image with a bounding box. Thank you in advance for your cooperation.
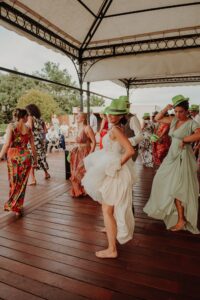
[143,113,150,119]
[118,95,131,105]
[103,106,109,114]
[189,104,199,111]
[106,98,127,115]
[172,95,189,107]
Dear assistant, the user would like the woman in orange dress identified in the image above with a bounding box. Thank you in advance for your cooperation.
[0,109,37,216]
[70,113,96,197]
[152,121,171,167]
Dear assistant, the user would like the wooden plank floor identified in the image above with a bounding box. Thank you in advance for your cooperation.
[0,154,200,299]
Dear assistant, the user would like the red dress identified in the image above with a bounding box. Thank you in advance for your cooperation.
[152,123,171,166]
[99,119,108,149]
[70,128,91,197]
[4,125,32,213]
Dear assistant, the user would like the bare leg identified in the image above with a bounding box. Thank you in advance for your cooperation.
[42,166,50,179]
[96,203,118,258]
[170,199,186,231]
[28,167,36,185]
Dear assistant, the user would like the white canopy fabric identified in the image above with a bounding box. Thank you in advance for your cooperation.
[1,0,200,86]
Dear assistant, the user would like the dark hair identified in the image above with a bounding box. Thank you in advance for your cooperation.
[174,100,189,110]
[13,108,28,121]
[25,104,41,119]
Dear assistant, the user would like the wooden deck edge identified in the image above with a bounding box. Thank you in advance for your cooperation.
[0,184,70,229]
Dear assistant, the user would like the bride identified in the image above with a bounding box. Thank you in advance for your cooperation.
[82,98,137,258]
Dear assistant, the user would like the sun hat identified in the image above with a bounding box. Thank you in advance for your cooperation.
[172,95,189,107]
[143,113,150,119]
[118,95,131,105]
[106,98,127,115]
[103,106,109,114]
[189,104,199,111]
[150,133,159,143]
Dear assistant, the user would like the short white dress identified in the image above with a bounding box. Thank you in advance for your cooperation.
[82,131,137,244]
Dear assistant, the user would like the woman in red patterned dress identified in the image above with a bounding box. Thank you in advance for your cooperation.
[152,121,171,167]
[0,109,37,216]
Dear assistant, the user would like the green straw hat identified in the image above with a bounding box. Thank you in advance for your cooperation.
[106,98,127,115]
[143,113,150,119]
[103,106,109,114]
[189,104,199,111]
[118,95,131,105]
[172,95,189,107]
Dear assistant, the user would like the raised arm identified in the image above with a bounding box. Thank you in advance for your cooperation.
[112,126,135,165]
[155,104,174,124]
[0,124,13,160]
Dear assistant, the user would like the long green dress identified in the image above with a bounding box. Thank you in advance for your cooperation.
[144,117,200,234]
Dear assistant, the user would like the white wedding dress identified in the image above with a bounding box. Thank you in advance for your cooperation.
[82,132,137,244]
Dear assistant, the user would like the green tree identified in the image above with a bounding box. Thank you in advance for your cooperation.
[35,62,80,113]
[84,95,105,107]
[0,71,37,123]
[17,89,61,122]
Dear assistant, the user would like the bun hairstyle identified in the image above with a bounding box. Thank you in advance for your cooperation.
[13,108,28,121]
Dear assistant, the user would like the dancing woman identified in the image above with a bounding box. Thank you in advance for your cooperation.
[0,109,37,216]
[82,98,136,258]
[144,95,200,233]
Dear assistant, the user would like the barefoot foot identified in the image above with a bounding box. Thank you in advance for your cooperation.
[28,180,37,186]
[95,248,118,259]
[170,221,186,231]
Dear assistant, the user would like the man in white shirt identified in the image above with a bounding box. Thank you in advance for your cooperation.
[189,104,200,125]
[119,96,143,161]
[90,110,98,133]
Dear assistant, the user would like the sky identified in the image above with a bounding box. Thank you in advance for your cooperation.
[0,26,200,110]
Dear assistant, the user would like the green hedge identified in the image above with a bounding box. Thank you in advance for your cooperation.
[0,124,8,136]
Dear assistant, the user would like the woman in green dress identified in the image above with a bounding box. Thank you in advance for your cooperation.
[144,95,200,233]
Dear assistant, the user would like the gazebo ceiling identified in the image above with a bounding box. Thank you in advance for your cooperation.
[1,0,200,86]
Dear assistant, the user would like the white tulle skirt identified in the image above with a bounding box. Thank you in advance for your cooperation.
[82,149,137,244]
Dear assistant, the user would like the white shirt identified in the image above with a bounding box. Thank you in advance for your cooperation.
[46,128,59,142]
[60,124,69,136]
[128,115,144,146]
[90,113,98,133]
[194,114,200,126]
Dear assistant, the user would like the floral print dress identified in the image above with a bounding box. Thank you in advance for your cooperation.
[139,120,155,167]
[31,116,49,171]
[4,124,32,213]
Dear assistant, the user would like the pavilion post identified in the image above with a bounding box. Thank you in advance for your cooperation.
[78,62,84,112]
[87,82,90,124]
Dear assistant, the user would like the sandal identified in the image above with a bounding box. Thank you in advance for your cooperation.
[45,173,51,180]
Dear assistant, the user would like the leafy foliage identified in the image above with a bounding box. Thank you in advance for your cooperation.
[17,89,61,122]
[0,61,105,124]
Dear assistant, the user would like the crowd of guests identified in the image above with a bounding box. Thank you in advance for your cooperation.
[68,95,200,258]
[0,95,200,259]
